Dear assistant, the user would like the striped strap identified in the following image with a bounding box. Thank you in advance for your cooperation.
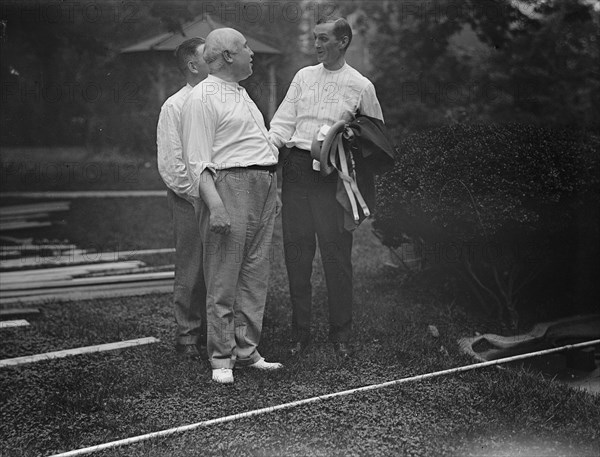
[328,132,370,222]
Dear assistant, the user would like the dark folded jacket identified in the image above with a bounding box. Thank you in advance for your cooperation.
[336,115,397,232]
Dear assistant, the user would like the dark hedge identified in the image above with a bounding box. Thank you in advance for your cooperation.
[373,123,600,326]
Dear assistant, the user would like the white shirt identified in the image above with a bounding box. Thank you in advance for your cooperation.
[181,75,279,196]
[269,63,383,151]
[156,83,195,201]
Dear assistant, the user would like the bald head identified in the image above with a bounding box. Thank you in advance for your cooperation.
[203,28,245,71]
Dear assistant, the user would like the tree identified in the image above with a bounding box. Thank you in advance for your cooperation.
[0,0,165,147]
[341,0,599,136]
[0,0,307,150]
[479,0,600,125]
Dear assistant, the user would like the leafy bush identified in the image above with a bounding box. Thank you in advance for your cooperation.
[374,123,600,327]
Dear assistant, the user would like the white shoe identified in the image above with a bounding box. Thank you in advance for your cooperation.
[248,358,283,371]
[212,368,234,384]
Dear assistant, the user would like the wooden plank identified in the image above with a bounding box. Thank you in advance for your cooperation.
[0,337,160,367]
[1,244,77,252]
[1,272,81,283]
[0,249,174,270]
[1,191,165,199]
[0,308,40,319]
[0,212,50,222]
[77,264,174,278]
[0,319,30,329]
[0,210,52,218]
[0,235,33,245]
[0,261,145,281]
[0,249,90,268]
[0,202,70,216]
[0,246,78,260]
[1,277,174,298]
[0,250,21,259]
[1,264,169,285]
[0,201,70,211]
[2,271,174,292]
[0,281,173,305]
[0,261,145,277]
[2,248,88,260]
[0,221,53,232]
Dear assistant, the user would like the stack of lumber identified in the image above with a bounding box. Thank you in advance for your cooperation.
[1,242,80,260]
[0,201,70,232]
[0,201,176,304]
[0,308,40,320]
[0,247,175,270]
[0,261,174,305]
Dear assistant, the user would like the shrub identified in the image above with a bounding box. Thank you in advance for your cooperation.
[374,123,600,327]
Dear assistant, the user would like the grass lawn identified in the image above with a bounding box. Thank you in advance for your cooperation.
[1,149,599,456]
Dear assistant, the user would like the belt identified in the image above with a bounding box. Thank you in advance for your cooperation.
[290,146,311,154]
[247,164,277,173]
[226,164,277,173]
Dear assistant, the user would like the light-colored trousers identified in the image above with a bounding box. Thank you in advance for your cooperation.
[196,169,277,369]
[167,190,207,346]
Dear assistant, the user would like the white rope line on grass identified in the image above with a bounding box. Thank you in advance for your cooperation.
[48,338,600,457]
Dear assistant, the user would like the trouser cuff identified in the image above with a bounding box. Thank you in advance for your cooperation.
[234,351,262,367]
[210,358,235,370]
[176,336,199,346]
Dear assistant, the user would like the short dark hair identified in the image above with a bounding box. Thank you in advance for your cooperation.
[317,16,352,50]
[174,37,205,74]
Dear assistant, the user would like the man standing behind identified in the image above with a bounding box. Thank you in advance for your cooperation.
[269,17,384,358]
[182,28,282,384]
[157,37,208,358]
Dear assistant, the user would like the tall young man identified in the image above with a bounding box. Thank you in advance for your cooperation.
[269,17,384,358]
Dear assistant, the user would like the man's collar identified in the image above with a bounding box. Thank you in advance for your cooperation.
[206,74,241,89]
[322,61,348,73]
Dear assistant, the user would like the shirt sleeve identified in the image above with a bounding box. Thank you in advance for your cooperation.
[268,71,301,148]
[181,94,217,195]
[156,102,195,198]
[358,82,384,122]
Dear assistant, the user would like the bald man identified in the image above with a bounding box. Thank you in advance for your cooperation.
[181,28,282,384]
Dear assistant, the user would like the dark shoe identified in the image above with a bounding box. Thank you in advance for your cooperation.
[333,342,352,360]
[197,344,209,361]
[289,340,310,356]
[175,343,201,359]
[197,334,208,360]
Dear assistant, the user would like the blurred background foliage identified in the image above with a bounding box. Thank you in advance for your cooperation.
[1,0,598,151]
[356,0,600,140]
[0,0,308,151]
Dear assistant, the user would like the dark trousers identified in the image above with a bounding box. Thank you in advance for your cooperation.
[282,148,353,343]
[167,190,207,346]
